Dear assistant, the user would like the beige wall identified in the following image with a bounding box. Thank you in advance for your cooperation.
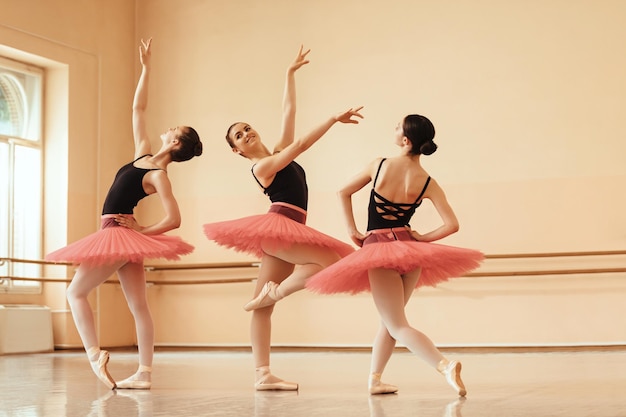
[1,0,625,349]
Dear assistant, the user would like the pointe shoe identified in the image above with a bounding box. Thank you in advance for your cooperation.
[116,378,152,390]
[255,373,299,391]
[90,350,116,390]
[116,367,152,390]
[368,373,398,395]
[244,281,281,311]
[438,360,467,397]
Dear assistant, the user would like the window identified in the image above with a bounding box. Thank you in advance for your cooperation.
[0,56,43,293]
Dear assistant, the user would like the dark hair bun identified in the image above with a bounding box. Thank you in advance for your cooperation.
[194,141,203,157]
[419,140,438,155]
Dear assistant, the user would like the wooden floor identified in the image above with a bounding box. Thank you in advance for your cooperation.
[1,347,625,417]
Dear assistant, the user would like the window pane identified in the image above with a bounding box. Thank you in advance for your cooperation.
[1,142,8,284]
[12,145,41,283]
[0,56,43,291]
[0,66,42,141]
[0,73,26,137]
[0,83,12,134]
[0,142,7,259]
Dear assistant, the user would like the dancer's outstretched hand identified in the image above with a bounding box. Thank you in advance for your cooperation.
[334,106,365,124]
[288,44,311,73]
[139,38,152,68]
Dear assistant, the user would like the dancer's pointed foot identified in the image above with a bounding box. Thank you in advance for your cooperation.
[438,360,467,397]
[89,350,116,389]
[255,367,298,391]
[116,365,152,390]
[244,281,281,311]
[368,373,398,395]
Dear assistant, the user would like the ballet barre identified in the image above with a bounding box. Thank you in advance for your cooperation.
[142,261,260,285]
[466,267,626,278]
[0,275,256,285]
[0,257,72,266]
[2,251,625,285]
[0,257,72,284]
[0,257,259,286]
[471,249,626,277]
[144,261,260,271]
[484,250,626,259]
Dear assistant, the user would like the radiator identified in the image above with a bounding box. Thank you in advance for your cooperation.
[0,304,54,354]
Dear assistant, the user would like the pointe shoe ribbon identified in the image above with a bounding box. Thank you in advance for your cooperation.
[90,350,116,389]
[438,360,467,397]
[244,281,281,311]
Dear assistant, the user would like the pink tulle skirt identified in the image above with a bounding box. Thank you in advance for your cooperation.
[202,202,355,259]
[45,215,194,266]
[305,227,484,295]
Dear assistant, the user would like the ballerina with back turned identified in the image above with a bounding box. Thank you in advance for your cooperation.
[307,114,483,396]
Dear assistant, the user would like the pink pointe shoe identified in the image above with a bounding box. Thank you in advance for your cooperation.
[90,350,116,389]
[244,281,281,311]
[255,368,298,391]
[255,377,299,391]
[368,373,398,395]
[438,360,467,397]
[116,365,152,390]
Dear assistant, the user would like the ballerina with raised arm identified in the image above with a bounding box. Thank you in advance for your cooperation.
[203,45,362,391]
[47,38,203,390]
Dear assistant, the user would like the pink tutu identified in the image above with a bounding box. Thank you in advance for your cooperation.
[306,227,484,295]
[203,202,355,259]
[45,216,194,266]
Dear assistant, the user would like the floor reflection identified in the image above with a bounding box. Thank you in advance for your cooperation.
[368,394,466,417]
[1,349,625,417]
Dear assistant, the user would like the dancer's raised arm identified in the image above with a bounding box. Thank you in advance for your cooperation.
[253,106,363,183]
[132,37,153,159]
[274,45,310,153]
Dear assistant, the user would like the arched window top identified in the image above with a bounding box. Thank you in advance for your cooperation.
[0,72,28,137]
[0,57,42,142]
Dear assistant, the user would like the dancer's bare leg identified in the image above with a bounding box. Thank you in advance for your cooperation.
[368,269,421,393]
[369,268,444,366]
[248,245,340,389]
[116,261,153,389]
[66,260,125,388]
[369,268,465,396]
[370,269,420,373]
[244,243,341,311]
[251,253,296,389]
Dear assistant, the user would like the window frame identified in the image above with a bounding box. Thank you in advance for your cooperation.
[0,55,44,294]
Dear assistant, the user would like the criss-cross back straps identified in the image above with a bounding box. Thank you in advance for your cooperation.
[371,158,431,221]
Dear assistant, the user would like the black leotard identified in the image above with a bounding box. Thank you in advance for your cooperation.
[101,154,162,215]
[367,158,431,231]
[252,161,308,211]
